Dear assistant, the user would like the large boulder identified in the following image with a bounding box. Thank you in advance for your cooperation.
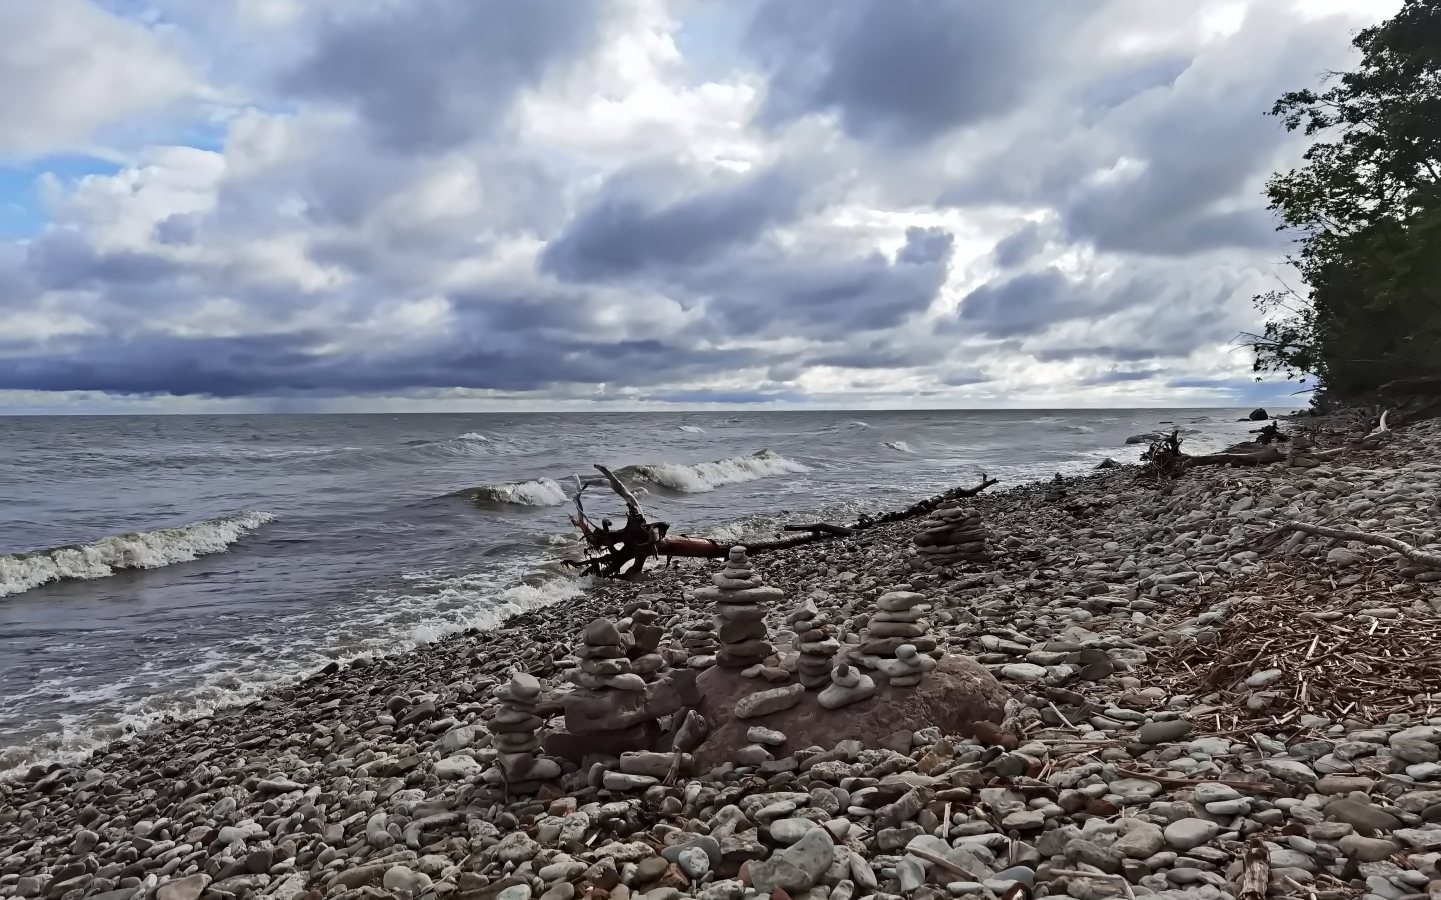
[691,654,1008,768]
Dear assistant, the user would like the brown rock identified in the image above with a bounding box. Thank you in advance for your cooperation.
[691,654,1007,768]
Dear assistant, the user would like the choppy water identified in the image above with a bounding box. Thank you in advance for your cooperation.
[0,409,1268,772]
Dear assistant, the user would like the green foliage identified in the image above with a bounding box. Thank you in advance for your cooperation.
[1251,0,1441,399]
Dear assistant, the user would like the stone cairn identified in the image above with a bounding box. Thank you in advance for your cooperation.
[910,503,991,573]
[854,590,938,687]
[1287,431,1323,469]
[818,662,876,709]
[693,546,783,670]
[679,617,719,668]
[483,672,560,791]
[558,617,652,754]
[787,600,839,689]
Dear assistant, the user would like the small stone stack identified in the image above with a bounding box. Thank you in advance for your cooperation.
[787,601,839,689]
[484,672,560,790]
[679,619,719,668]
[818,663,876,709]
[910,503,991,572]
[555,618,652,755]
[570,617,645,692]
[1287,432,1322,469]
[694,546,784,669]
[855,590,939,686]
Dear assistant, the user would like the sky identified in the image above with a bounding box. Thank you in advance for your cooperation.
[0,0,1402,413]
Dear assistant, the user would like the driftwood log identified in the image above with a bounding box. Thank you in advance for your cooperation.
[1142,429,1291,478]
[564,465,998,579]
[1275,520,1441,570]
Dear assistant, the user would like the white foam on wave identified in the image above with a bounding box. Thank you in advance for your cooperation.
[457,432,490,442]
[626,449,809,493]
[884,441,914,453]
[458,478,568,507]
[0,512,275,599]
[1063,425,1095,434]
[678,425,706,434]
[1,565,587,777]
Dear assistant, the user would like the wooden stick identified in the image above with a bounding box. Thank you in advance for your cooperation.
[1048,870,1136,900]
[906,846,981,883]
[1112,768,1276,795]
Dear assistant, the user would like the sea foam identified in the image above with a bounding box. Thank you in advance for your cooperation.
[456,478,569,507]
[0,512,275,599]
[622,449,809,493]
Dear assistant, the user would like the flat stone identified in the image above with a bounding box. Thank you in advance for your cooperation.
[747,827,835,894]
[734,684,805,719]
[155,875,210,900]
[1261,758,1318,785]
[1338,834,1399,862]
[999,663,1047,682]
[769,818,820,845]
[1112,824,1165,859]
[1164,818,1219,851]
[585,618,624,646]
[1192,783,1242,805]
[1324,799,1400,834]
[747,726,787,746]
[603,771,659,791]
[1137,720,1193,744]
[1316,775,1374,795]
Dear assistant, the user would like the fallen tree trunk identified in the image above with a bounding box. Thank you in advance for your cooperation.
[564,466,999,579]
[1276,520,1441,570]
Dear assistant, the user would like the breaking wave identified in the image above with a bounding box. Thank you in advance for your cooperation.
[0,512,275,599]
[884,441,914,453]
[454,478,569,507]
[678,425,706,434]
[457,432,490,442]
[619,449,809,493]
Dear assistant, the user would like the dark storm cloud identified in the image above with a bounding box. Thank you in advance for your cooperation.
[991,224,1046,269]
[282,0,604,153]
[0,328,766,398]
[541,167,807,282]
[698,226,955,339]
[747,0,1092,145]
[1034,346,1165,363]
[26,229,177,289]
[954,269,1074,338]
[1079,369,1158,385]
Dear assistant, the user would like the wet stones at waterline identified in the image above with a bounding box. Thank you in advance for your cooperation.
[786,600,839,689]
[910,503,992,572]
[692,546,784,670]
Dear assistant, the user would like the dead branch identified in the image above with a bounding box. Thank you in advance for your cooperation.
[563,467,1000,578]
[1112,768,1275,795]
[783,523,855,537]
[1278,520,1441,570]
[1238,838,1269,900]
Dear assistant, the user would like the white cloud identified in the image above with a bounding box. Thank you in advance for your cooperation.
[0,0,1402,410]
[0,0,196,158]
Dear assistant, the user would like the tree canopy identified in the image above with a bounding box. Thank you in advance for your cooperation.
[1249,0,1441,401]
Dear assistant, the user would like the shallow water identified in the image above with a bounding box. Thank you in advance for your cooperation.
[0,409,1268,771]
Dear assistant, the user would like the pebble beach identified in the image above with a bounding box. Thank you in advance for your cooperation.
[4,410,1441,900]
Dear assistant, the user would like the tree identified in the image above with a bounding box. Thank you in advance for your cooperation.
[1250,0,1441,400]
